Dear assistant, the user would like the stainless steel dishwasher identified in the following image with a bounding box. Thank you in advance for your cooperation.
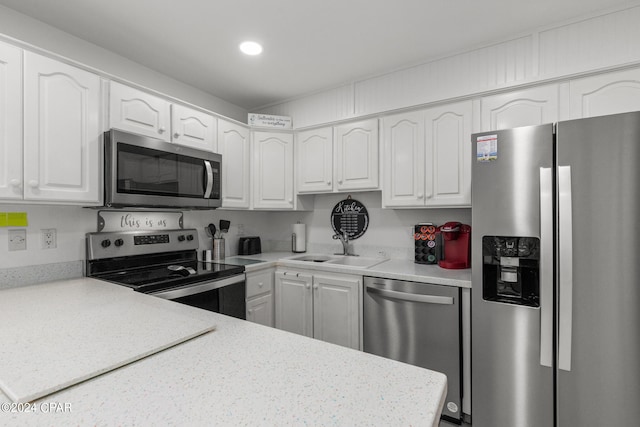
[363,276,461,423]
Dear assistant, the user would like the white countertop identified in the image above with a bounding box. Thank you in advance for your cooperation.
[0,280,447,426]
[0,278,215,403]
[224,252,472,288]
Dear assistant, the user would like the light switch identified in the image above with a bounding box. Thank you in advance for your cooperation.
[8,229,27,251]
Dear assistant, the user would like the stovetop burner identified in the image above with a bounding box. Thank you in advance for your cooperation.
[93,260,244,293]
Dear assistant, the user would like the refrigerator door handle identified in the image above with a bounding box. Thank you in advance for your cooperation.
[539,167,553,368]
[558,165,574,371]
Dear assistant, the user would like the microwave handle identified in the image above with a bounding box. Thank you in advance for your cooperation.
[204,161,214,198]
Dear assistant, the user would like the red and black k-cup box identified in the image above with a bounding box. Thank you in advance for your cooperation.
[414,223,441,264]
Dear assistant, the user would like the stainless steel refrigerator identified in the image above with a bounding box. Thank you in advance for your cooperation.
[471,111,640,426]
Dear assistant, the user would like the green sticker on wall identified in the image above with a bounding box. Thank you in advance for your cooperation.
[1,212,28,227]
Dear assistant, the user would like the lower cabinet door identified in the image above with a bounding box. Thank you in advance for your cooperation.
[246,293,273,327]
[274,272,313,337]
[313,275,361,350]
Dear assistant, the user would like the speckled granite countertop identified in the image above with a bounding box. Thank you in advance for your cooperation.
[223,252,472,288]
[0,281,447,426]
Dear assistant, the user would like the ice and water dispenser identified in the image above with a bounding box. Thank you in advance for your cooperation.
[482,236,540,307]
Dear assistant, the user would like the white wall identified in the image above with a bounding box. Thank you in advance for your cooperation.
[0,5,248,123]
[0,204,95,269]
[258,3,640,128]
[186,193,471,260]
[0,195,470,273]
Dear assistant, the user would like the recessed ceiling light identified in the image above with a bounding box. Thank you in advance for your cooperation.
[239,41,263,56]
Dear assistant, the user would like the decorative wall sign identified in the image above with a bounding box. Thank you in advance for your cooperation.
[97,211,184,232]
[248,113,292,129]
[330,196,369,240]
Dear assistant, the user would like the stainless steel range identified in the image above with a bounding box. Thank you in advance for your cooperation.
[86,229,246,319]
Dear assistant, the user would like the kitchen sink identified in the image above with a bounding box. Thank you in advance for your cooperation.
[286,254,336,263]
[324,256,388,269]
[286,254,388,269]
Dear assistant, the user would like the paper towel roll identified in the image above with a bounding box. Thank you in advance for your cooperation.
[292,223,306,253]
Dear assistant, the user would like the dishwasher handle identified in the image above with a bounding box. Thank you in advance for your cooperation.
[365,284,454,305]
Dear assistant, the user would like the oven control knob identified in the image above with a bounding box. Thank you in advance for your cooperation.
[186,234,194,241]
[101,239,111,248]
[114,239,124,247]
[178,235,186,242]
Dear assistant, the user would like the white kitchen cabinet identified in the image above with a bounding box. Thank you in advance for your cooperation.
[312,274,360,350]
[109,81,171,141]
[0,42,22,201]
[246,294,273,326]
[382,102,471,208]
[218,119,251,209]
[252,131,294,209]
[296,126,333,193]
[23,52,102,204]
[382,110,425,207]
[170,104,217,151]
[275,269,361,350]
[246,268,274,327]
[334,119,379,191]
[275,271,313,337]
[480,84,559,131]
[425,101,472,207]
[569,68,640,119]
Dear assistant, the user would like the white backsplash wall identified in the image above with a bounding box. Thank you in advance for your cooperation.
[0,204,97,269]
[237,192,472,260]
[1,196,471,286]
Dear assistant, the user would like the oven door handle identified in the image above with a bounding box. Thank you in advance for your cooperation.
[151,274,245,299]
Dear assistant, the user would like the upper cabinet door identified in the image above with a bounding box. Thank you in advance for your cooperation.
[253,131,294,209]
[569,68,640,119]
[296,127,333,193]
[480,85,559,131]
[0,42,22,200]
[218,119,250,209]
[334,119,379,191]
[425,101,472,207]
[109,81,170,141]
[23,52,101,203]
[382,111,426,207]
[170,104,217,151]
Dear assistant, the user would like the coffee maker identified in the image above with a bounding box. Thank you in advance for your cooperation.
[438,222,471,269]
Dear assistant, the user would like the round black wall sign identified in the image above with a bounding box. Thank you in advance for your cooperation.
[331,197,369,240]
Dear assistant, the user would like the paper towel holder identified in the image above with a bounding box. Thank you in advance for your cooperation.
[292,222,306,253]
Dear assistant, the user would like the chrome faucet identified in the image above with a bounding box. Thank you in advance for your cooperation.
[333,229,357,256]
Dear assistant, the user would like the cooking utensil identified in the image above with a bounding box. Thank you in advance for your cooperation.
[207,223,217,238]
[219,220,230,235]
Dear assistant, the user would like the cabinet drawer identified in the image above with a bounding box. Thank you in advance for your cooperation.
[246,269,274,298]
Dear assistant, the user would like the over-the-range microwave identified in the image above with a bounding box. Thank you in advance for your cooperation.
[104,129,221,209]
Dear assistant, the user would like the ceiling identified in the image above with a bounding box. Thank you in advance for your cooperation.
[0,0,635,110]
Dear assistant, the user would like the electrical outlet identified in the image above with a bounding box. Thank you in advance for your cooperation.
[41,228,57,249]
[8,229,27,251]
[237,224,245,236]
